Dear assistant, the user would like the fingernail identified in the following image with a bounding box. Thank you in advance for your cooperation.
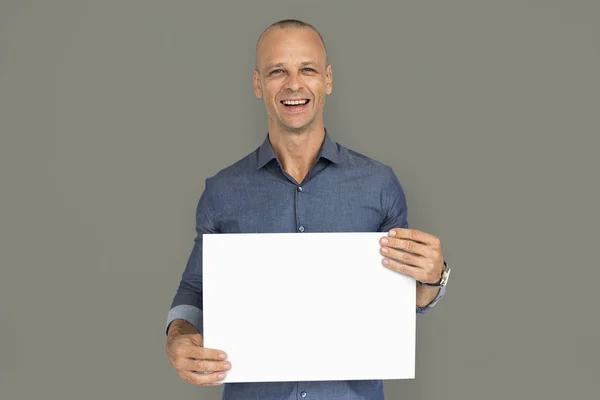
[381,238,388,245]
[218,353,227,360]
[383,259,389,265]
[224,363,231,370]
[389,230,396,237]
[218,373,225,380]
[381,247,388,253]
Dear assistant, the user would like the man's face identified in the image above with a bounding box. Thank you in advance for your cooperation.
[253,27,332,133]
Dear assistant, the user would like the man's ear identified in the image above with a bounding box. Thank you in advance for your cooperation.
[325,64,333,95]
[253,69,263,98]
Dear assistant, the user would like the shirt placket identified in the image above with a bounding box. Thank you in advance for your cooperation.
[295,184,305,233]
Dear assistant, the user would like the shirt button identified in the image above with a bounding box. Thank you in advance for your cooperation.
[297,186,303,192]
[301,392,307,398]
[298,226,305,232]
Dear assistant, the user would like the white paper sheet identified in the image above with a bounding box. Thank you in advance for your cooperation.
[202,232,416,383]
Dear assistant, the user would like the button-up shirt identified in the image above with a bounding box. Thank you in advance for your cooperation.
[166,130,446,400]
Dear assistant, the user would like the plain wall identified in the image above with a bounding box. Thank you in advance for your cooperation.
[1,1,599,399]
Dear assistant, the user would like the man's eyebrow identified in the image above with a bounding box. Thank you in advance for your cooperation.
[264,61,319,70]
[265,63,285,71]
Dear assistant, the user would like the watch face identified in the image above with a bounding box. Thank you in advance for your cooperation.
[441,268,451,286]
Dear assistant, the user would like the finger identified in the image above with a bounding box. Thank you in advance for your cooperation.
[180,370,227,386]
[380,247,427,268]
[380,237,430,258]
[388,228,440,246]
[177,359,232,373]
[382,257,427,281]
[182,346,228,361]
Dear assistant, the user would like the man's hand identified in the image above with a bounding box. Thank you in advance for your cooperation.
[379,228,444,283]
[166,320,231,386]
[379,228,445,307]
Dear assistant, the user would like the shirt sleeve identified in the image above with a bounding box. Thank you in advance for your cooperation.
[378,167,446,314]
[165,178,220,335]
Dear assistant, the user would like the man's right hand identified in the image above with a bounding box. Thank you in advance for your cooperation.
[166,319,231,386]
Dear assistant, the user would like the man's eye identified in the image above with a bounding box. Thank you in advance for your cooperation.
[303,68,315,72]
[271,69,284,75]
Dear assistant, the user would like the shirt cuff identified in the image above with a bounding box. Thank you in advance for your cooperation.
[416,285,446,314]
[165,304,203,335]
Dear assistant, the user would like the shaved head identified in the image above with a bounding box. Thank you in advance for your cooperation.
[256,19,328,69]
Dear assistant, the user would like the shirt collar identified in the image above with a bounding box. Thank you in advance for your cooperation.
[256,128,341,169]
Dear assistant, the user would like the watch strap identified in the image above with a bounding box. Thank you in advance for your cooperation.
[420,260,450,288]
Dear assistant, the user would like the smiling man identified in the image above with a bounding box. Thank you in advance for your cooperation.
[165,19,449,400]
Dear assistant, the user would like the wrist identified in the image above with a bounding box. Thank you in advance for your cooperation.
[419,260,450,288]
[167,319,199,337]
[416,283,441,307]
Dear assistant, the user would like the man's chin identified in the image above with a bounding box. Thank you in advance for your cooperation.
[278,118,316,134]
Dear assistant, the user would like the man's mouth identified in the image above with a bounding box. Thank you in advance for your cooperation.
[281,99,309,106]
[280,99,310,112]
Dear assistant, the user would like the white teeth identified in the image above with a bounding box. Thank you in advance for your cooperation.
[282,99,308,105]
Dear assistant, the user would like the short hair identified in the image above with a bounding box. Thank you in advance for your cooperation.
[256,19,328,65]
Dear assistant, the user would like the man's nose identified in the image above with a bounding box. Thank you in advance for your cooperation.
[285,72,303,91]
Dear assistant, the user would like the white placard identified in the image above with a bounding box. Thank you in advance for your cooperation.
[203,232,416,383]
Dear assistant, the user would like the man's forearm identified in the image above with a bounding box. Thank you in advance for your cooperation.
[167,319,200,337]
[416,283,440,308]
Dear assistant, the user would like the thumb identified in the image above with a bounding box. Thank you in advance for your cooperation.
[188,333,204,347]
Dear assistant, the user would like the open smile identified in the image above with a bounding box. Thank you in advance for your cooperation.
[280,99,310,113]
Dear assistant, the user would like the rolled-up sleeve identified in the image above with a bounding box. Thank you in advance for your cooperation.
[379,167,447,314]
[165,178,219,335]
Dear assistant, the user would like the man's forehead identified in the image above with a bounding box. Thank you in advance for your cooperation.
[256,27,327,68]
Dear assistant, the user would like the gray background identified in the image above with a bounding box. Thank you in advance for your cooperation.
[1,1,598,399]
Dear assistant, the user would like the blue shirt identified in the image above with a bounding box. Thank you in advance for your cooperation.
[166,130,446,400]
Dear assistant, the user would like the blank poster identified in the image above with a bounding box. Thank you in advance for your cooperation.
[202,232,416,383]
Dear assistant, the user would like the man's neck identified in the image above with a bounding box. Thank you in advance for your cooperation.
[268,121,326,184]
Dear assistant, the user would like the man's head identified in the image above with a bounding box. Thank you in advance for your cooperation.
[253,19,332,134]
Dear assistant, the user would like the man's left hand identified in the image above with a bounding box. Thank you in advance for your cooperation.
[379,228,444,285]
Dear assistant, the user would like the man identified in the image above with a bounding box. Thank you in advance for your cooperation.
[165,19,449,399]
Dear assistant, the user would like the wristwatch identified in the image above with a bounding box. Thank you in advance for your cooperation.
[420,260,451,288]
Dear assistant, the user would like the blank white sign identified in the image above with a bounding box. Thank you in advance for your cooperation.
[202,232,416,383]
